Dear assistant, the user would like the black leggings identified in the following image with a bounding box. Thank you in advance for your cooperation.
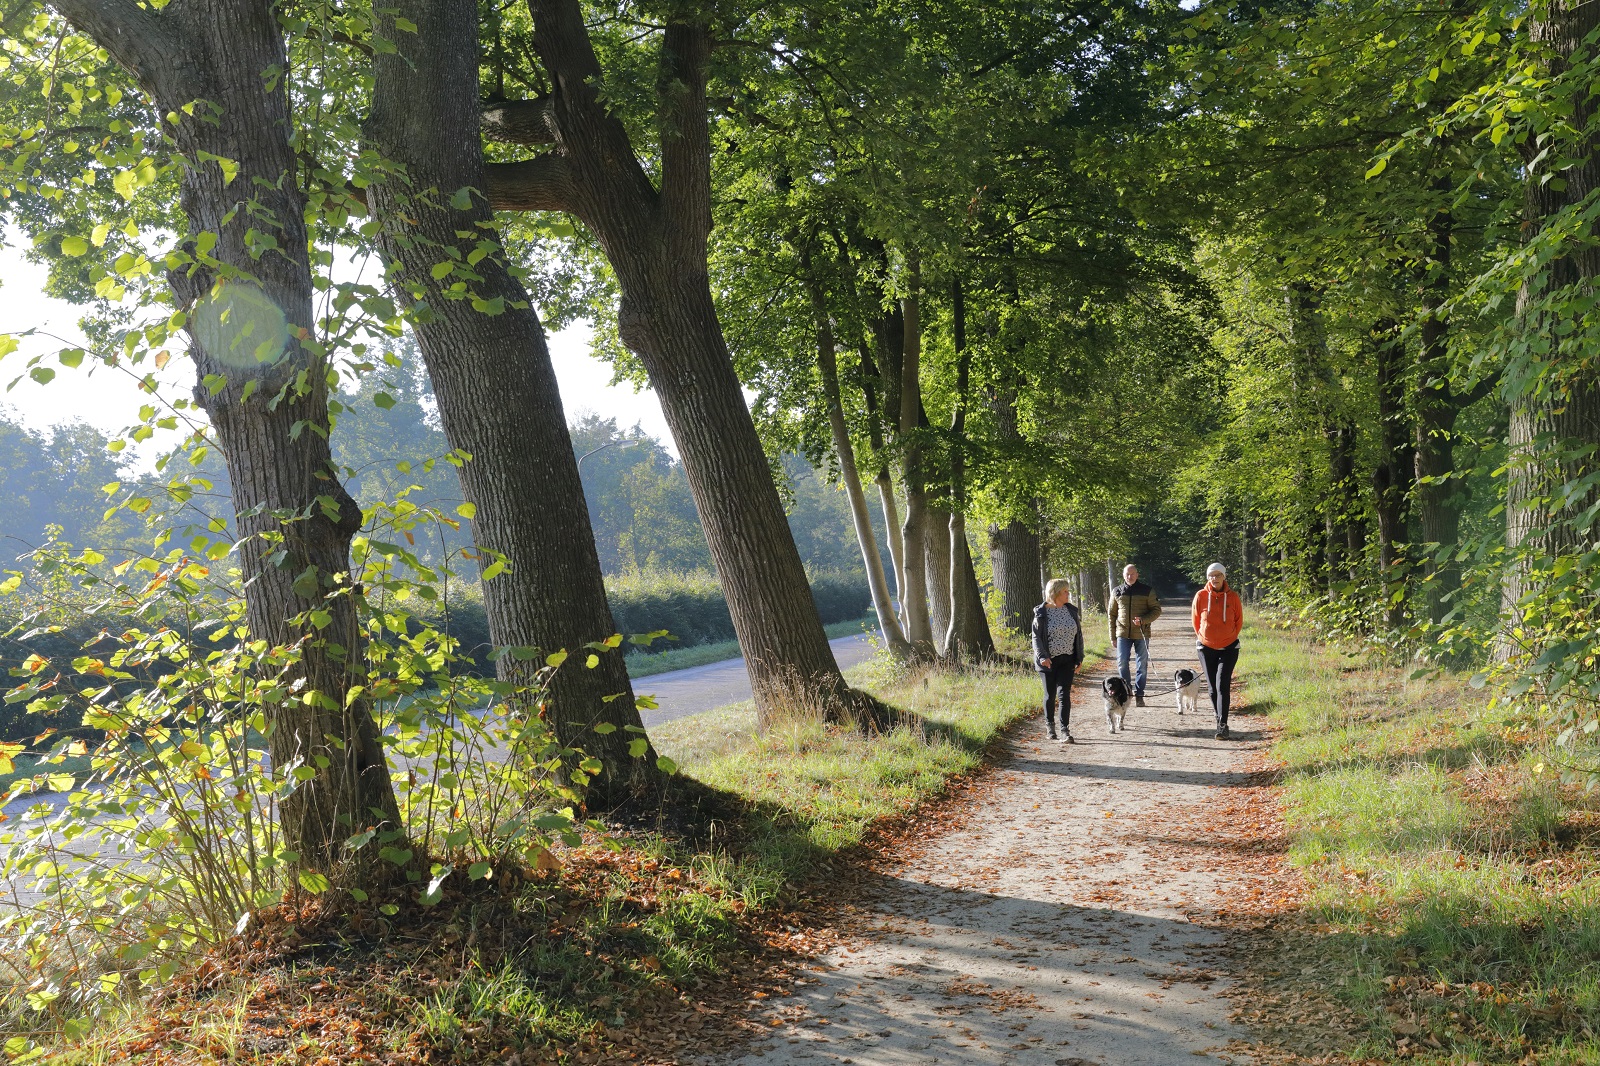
[1199,643,1240,727]
[1041,662,1076,732]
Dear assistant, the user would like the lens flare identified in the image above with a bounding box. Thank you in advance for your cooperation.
[191,281,290,368]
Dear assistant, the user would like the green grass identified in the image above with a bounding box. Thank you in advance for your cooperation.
[0,750,94,796]
[652,650,1039,872]
[624,614,882,677]
[1245,619,1600,1064]
[24,637,1045,1066]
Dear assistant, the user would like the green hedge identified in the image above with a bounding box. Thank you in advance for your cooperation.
[417,570,871,674]
[0,571,873,741]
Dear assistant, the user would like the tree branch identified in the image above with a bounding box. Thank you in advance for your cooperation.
[486,154,577,213]
[47,0,186,100]
[482,94,557,145]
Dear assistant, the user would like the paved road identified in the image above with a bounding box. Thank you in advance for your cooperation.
[636,632,880,727]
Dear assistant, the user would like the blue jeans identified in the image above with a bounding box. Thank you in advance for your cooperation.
[1116,637,1150,697]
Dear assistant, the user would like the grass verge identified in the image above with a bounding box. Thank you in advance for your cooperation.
[1234,619,1600,1065]
[624,615,881,678]
[26,646,1040,1065]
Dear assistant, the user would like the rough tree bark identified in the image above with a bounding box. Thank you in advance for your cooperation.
[1412,203,1470,627]
[985,382,1041,634]
[1369,320,1413,631]
[366,0,658,809]
[487,0,873,724]
[1505,0,1600,640]
[1286,283,1348,596]
[1325,419,1359,586]
[858,314,909,630]
[892,259,936,654]
[945,279,996,660]
[851,327,909,630]
[924,504,953,647]
[52,0,401,867]
[991,520,1042,629]
[800,249,912,657]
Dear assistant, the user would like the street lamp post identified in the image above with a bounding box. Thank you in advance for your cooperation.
[576,437,642,473]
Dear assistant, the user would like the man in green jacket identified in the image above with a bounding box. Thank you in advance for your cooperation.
[1109,564,1162,707]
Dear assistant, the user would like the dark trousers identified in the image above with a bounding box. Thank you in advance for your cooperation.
[1199,643,1240,727]
[1041,662,1076,733]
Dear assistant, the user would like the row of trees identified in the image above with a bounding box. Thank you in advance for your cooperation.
[17,0,1600,875]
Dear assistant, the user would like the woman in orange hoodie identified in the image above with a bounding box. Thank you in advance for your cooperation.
[1192,562,1243,740]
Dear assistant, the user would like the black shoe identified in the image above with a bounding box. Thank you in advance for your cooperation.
[1216,726,1230,740]
[1048,731,1058,741]
[1063,732,1074,744]
[1135,696,1146,708]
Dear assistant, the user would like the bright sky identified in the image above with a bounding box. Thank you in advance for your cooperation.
[0,244,675,465]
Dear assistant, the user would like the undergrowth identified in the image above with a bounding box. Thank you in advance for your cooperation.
[1248,619,1600,1064]
[22,650,1040,1065]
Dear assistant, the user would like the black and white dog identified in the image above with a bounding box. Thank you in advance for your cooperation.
[1102,675,1131,734]
[1174,668,1202,716]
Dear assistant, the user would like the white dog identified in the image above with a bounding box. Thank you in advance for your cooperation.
[1174,668,1202,716]
[1102,675,1131,734]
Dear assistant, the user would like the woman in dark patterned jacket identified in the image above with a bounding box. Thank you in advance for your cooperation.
[1031,579,1085,743]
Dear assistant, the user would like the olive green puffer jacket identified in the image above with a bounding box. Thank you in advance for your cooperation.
[1108,581,1162,641]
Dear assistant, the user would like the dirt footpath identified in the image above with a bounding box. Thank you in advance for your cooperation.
[698,611,1273,1066]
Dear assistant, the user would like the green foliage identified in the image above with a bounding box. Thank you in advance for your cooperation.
[1247,619,1600,1062]
[0,495,610,1044]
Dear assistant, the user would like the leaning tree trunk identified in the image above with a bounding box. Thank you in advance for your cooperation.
[896,261,937,654]
[53,0,401,869]
[856,338,909,630]
[367,0,658,808]
[497,1,873,725]
[1369,320,1412,631]
[802,253,912,656]
[1505,0,1600,642]
[944,279,995,660]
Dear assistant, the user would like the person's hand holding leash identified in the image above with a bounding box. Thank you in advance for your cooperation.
[1039,657,1052,669]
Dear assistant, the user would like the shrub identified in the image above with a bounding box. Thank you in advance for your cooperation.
[423,570,872,674]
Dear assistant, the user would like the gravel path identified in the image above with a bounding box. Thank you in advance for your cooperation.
[698,608,1265,1066]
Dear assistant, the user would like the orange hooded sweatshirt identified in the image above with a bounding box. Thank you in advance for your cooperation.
[1192,581,1243,649]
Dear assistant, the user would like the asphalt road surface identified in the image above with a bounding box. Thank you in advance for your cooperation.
[636,632,880,727]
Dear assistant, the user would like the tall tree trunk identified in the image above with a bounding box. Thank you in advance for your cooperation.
[897,259,936,654]
[1080,567,1104,611]
[989,520,1041,634]
[501,1,873,724]
[54,0,401,868]
[1414,205,1465,626]
[1504,0,1600,642]
[802,252,912,656]
[367,0,657,809]
[1369,320,1412,630]
[1325,419,1358,586]
[945,279,995,660]
[856,341,908,625]
[1287,283,1343,598]
[925,504,953,649]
